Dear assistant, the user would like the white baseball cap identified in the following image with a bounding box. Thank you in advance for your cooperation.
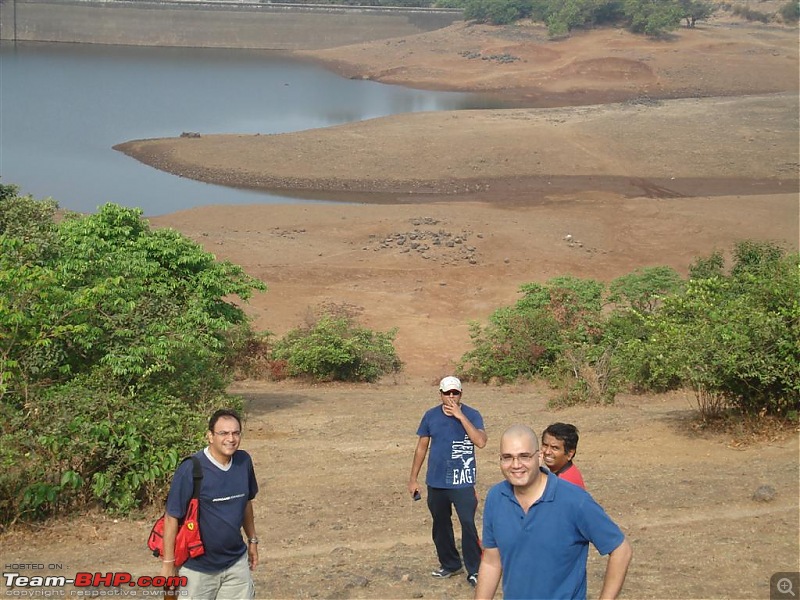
[439,376,462,392]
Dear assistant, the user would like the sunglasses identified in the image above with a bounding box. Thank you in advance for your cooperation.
[441,390,462,396]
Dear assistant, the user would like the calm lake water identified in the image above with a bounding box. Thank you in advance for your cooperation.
[0,41,513,216]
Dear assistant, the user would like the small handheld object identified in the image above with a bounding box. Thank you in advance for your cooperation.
[413,490,421,501]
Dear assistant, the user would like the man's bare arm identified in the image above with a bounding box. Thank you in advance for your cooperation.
[599,538,632,600]
[158,515,179,577]
[474,547,502,600]
[408,436,430,495]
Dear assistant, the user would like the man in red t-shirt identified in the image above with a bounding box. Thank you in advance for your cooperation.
[541,423,586,489]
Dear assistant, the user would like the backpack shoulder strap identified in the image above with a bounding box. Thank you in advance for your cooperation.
[175,455,204,499]
[187,456,203,499]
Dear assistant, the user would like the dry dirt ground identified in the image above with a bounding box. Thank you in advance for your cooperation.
[3,12,800,600]
[1,386,798,599]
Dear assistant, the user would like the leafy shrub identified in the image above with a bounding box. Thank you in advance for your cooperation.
[677,0,716,26]
[623,0,683,34]
[465,0,533,24]
[272,0,437,5]
[459,242,798,418]
[272,311,402,382]
[0,190,265,525]
[1,377,225,522]
[458,308,563,382]
[731,3,771,21]
[688,249,725,280]
[463,0,689,34]
[225,329,275,380]
[550,344,619,407]
[627,241,799,416]
[607,266,683,314]
[458,276,605,383]
[0,184,60,263]
[545,0,625,36]
[779,0,799,22]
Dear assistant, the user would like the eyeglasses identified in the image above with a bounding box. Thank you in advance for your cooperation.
[441,390,461,396]
[499,452,538,465]
[213,431,241,438]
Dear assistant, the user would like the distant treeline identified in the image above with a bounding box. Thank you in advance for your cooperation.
[265,0,799,34]
[267,0,441,5]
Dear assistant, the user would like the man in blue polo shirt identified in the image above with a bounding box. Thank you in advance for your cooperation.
[474,424,631,600]
[408,376,487,588]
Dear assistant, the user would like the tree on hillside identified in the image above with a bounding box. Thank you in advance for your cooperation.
[546,0,625,35]
[622,0,683,34]
[463,0,689,35]
[677,0,716,27]
[779,0,799,23]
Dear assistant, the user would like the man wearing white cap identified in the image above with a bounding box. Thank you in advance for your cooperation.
[408,376,487,588]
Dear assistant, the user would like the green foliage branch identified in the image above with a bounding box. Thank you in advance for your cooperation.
[0,187,264,525]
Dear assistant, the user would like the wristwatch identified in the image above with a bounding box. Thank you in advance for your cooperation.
[248,537,259,545]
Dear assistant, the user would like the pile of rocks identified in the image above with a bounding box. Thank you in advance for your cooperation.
[270,227,307,239]
[365,217,482,265]
[563,233,599,254]
[458,50,520,64]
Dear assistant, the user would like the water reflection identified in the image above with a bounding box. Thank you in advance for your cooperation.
[1,41,514,215]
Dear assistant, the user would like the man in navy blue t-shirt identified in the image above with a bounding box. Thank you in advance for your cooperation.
[159,409,260,599]
[475,424,632,600]
[408,376,487,588]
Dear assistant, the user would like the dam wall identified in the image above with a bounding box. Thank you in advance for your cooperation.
[0,0,463,49]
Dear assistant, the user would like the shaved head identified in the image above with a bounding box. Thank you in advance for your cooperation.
[501,424,539,450]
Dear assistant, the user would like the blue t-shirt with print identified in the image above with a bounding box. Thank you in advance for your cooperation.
[166,449,258,573]
[416,403,484,489]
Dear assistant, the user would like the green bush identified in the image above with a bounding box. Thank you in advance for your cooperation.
[0,188,265,525]
[623,0,683,34]
[0,377,225,522]
[465,0,533,24]
[463,0,688,34]
[688,249,725,280]
[458,308,563,382]
[458,242,798,417]
[272,312,402,382]
[731,3,771,21]
[677,0,716,26]
[545,0,624,35]
[458,276,605,382]
[779,0,799,22]
[607,266,684,314]
[627,241,799,416]
[550,344,619,407]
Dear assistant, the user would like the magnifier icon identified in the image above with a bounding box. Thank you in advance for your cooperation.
[778,578,796,597]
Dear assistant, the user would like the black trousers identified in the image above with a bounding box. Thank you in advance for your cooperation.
[426,486,482,575]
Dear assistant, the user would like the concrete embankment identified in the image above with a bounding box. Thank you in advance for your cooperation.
[0,0,463,49]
